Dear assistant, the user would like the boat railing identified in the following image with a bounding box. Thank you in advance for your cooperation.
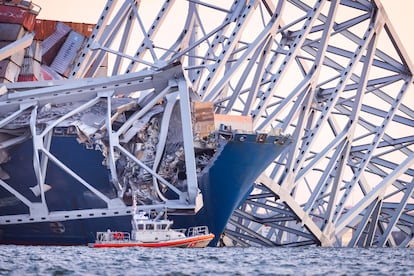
[187,226,210,237]
[96,231,130,243]
[174,228,187,235]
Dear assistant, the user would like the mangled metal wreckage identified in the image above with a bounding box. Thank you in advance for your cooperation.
[0,64,209,211]
[0,64,292,245]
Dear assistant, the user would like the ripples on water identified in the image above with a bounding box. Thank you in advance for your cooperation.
[0,245,413,275]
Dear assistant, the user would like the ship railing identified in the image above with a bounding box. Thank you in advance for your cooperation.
[174,228,187,235]
[95,231,130,243]
[187,226,210,237]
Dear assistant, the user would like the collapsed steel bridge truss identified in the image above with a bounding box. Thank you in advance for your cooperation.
[0,64,206,224]
[1,0,413,247]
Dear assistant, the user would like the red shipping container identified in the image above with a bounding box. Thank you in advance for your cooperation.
[34,19,57,41]
[17,74,37,82]
[40,64,62,80]
[0,4,38,31]
[34,20,96,41]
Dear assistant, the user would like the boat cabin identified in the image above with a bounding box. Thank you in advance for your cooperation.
[130,212,186,242]
[132,215,173,231]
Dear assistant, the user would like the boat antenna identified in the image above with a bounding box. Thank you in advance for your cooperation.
[132,191,137,214]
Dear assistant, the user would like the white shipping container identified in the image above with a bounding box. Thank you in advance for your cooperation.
[50,30,85,75]
[41,22,71,53]
[25,40,42,62]
[0,60,21,83]
[20,57,41,79]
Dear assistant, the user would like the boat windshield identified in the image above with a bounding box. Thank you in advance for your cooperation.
[134,220,171,231]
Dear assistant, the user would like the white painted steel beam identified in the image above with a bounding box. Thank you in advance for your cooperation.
[0,33,34,61]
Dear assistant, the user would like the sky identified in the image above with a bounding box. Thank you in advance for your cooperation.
[33,0,413,64]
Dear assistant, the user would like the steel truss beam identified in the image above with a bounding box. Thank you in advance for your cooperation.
[0,65,202,224]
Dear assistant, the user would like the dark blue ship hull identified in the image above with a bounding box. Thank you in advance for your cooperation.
[0,133,290,246]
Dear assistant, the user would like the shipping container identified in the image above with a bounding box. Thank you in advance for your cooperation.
[20,56,41,77]
[24,40,42,61]
[50,30,85,76]
[34,19,95,41]
[17,74,37,81]
[0,59,21,82]
[0,22,27,41]
[41,22,71,65]
[214,114,253,132]
[0,2,38,31]
[192,101,215,138]
[34,19,57,41]
[40,64,62,80]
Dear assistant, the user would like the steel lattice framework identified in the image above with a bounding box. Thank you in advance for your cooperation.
[1,0,413,247]
[68,0,413,247]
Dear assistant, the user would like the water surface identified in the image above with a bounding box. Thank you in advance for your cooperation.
[0,246,413,275]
